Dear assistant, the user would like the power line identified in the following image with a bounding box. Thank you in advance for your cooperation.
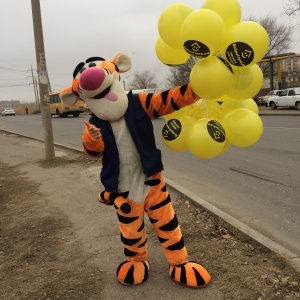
[0,66,29,73]
[0,83,30,87]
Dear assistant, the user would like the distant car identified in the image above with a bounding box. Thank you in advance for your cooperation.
[253,92,266,104]
[1,108,15,116]
[258,90,283,106]
[267,87,300,110]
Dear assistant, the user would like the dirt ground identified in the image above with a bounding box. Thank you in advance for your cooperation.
[0,143,299,299]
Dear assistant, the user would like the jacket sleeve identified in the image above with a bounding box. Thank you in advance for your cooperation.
[138,84,199,119]
[82,126,105,157]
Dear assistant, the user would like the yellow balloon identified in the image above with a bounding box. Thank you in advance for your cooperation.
[162,116,195,152]
[158,4,194,49]
[190,56,234,99]
[192,99,223,120]
[222,108,263,147]
[225,64,263,100]
[221,21,269,67]
[181,9,226,58]
[220,140,231,155]
[163,101,202,121]
[155,37,190,65]
[221,98,259,115]
[186,118,226,159]
[217,94,232,102]
[201,0,241,30]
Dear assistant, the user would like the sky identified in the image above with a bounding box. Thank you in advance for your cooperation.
[1,0,299,103]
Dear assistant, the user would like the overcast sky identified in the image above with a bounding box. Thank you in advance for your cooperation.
[1,0,299,103]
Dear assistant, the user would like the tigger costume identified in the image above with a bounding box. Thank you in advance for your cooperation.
[59,53,211,288]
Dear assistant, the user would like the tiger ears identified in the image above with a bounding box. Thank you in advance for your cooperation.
[112,53,131,73]
[59,87,78,105]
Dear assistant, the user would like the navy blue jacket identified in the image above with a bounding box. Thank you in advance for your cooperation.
[89,92,163,192]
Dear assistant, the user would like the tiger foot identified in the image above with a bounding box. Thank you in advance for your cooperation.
[117,260,150,285]
[169,261,211,288]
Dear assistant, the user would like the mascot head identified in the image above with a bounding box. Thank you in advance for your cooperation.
[59,53,131,121]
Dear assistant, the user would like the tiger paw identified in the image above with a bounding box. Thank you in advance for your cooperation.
[169,261,211,288]
[117,260,150,285]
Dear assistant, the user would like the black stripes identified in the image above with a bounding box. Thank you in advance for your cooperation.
[117,261,149,285]
[193,267,206,286]
[137,222,145,232]
[146,94,153,109]
[83,142,102,157]
[124,248,138,257]
[149,217,158,224]
[169,263,207,287]
[149,196,171,211]
[161,91,169,105]
[124,265,135,285]
[153,109,159,118]
[167,236,184,250]
[179,84,188,95]
[171,98,181,111]
[159,215,179,231]
[180,265,187,284]
[121,233,141,246]
[144,178,161,186]
[158,236,168,243]
[117,213,139,224]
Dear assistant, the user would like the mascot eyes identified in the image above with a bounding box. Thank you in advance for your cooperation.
[89,62,96,67]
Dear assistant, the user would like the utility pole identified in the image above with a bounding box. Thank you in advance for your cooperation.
[31,0,55,160]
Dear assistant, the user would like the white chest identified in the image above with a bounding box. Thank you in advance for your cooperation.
[110,117,149,202]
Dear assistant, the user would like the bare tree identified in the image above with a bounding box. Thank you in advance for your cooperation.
[165,16,295,86]
[284,0,300,16]
[128,70,159,90]
[248,15,294,57]
[164,57,197,89]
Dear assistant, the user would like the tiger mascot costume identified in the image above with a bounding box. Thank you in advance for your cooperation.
[59,53,211,288]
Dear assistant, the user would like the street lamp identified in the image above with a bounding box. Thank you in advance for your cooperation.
[123,76,129,90]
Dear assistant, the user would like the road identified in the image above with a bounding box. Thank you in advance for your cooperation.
[1,112,300,256]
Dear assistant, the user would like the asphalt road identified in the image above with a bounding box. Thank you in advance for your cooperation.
[1,112,300,256]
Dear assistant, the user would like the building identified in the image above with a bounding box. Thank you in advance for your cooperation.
[0,100,21,108]
[260,54,300,90]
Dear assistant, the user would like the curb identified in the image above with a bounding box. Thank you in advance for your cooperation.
[165,178,300,274]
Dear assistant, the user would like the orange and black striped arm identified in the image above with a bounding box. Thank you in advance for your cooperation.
[82,126,105,157]
[138,84,199,119]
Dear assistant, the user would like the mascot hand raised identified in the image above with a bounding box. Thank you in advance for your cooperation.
[59,53,211,288]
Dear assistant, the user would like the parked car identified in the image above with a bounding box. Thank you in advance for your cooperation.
[252,91,266,104]
[1,108,16,116]
[267,87,300,110]
[257,90,283,106]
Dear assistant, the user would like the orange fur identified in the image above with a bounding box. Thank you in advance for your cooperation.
[82,126,104,157]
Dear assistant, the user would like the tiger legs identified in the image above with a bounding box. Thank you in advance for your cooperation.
[107,192,149,285]
[144,174,211,289]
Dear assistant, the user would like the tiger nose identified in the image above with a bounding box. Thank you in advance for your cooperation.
[79,68,105,91]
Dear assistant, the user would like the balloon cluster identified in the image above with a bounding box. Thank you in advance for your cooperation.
[156,0,269,159]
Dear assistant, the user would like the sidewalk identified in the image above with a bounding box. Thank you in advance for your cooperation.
[1,132,299,299]
[0,132,224,300]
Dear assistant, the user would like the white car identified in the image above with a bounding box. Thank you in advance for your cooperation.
[1,108,16,116]
[267,87,300,110]
[258,90,283,106]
